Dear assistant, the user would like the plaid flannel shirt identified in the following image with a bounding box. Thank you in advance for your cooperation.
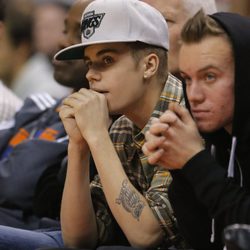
[90,74,186,248]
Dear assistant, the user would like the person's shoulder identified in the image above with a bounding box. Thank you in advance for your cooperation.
[23,92,58,112]
[13,93,59,128]
[0,82,23,124]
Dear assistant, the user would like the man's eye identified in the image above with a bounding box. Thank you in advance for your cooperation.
[205,73,216,82]
[103,56,113,65]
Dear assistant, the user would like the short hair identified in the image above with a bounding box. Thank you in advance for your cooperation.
[0,0,6,21]
[128,42,168,83]
[181,9,229,45]
[183,0,217,16]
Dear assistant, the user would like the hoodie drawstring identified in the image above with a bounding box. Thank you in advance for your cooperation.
[227,136,237,178]
[210,145,216,242]
[210,136,238,243]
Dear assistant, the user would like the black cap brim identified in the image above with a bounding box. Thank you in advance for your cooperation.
[54,43,84,61]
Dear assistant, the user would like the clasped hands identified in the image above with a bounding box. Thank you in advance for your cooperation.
[142,102,204,170]
[59,88,111,145]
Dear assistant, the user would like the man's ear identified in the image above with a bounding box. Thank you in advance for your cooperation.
[143,53,159,79]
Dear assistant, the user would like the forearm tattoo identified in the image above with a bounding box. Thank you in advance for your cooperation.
[116,179,145,221]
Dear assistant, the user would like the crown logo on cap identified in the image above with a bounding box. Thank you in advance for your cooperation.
[81,11,105,39]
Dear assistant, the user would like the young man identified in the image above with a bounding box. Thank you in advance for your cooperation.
[0,0,90,230]
[56,0,186,249]
[142,0,217,78]
[0,0,186,249]
[143,10,250,249]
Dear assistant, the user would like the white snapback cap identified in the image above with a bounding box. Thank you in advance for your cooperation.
[54,0,169,60]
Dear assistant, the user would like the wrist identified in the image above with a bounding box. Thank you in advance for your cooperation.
[85,128,110,148]
[68,140,89,155]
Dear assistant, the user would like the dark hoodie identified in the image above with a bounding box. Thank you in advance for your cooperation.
[168,12,250,250]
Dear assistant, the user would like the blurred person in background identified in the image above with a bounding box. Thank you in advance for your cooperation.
[33,0,73,62]
[142,0,217,79]
[0,0,23,125]
[1,0,71,99]
[0,0,91,231]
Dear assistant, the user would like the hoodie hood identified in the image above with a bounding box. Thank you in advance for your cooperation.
[184,12,250,150]
[210,13,250,143]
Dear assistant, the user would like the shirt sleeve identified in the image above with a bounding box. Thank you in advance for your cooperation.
[145,167,188,248]
[90,175,129,246]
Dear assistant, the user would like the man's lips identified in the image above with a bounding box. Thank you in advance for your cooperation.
[191,109,210,118]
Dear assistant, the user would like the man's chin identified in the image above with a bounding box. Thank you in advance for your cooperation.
[198,124,217,134]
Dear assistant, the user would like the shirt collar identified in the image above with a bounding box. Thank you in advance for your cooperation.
[133,73,183,148]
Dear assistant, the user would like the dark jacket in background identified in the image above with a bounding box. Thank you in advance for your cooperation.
[0,94,67,229]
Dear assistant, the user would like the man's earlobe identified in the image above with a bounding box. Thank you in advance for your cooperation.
[144,53,159,78]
